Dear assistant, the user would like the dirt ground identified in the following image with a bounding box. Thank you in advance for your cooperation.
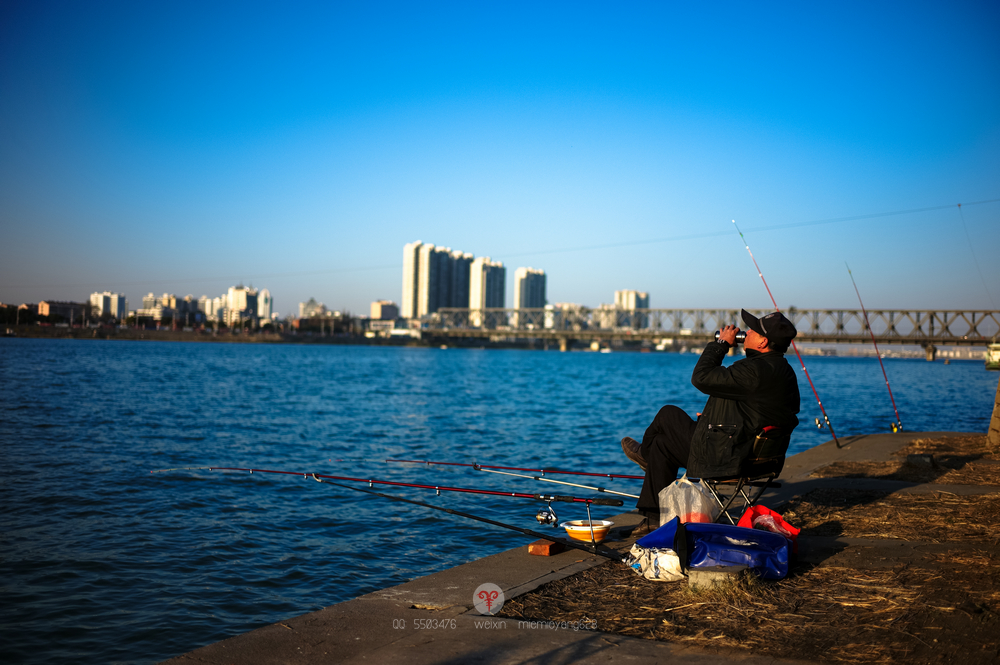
[498,435,1000,663]
[499,554,1000,664]
[783,488,1000,543]
[812,434,1000,486]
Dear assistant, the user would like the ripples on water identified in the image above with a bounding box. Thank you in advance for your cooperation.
[1,339,996,663]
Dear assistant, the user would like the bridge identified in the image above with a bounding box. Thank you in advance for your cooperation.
[421,308,1000,359]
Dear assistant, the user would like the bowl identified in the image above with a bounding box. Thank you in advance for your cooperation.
[559,520,614,543]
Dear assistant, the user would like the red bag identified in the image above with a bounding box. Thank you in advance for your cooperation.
[737,505,800,553]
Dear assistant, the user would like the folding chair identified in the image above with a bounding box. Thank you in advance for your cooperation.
[700,426,790,525]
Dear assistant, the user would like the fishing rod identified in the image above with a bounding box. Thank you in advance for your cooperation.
[307,475,626,561]
[846,263,903,432]
[474,467,638,499]
[732,220,842,448]
[153,466,625,556]
[173,466,623,505]
[154,466,624,529]
[328,458,644,480]
[328,458,642,498]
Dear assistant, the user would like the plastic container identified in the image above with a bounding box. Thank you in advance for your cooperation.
[559,520,614,543]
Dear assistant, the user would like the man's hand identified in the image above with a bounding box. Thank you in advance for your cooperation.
[717,325,740,345]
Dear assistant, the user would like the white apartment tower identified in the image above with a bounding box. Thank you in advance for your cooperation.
[258,289,272,320]
[614,290,649,310]
[614,289,649,329]
[225,285,258,327]
[401,241,423,318]
[470,257,506,309]
[89,292,128,320]
[403,241,475,317]
[417,244,445,316]
[513,268,546,309]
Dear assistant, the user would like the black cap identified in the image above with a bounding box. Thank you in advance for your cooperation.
[741,309,797,345]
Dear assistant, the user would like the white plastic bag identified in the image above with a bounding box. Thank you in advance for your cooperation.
[657,474,719,526]
[625,543,684,582]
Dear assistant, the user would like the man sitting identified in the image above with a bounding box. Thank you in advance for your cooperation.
[621,309,801,530]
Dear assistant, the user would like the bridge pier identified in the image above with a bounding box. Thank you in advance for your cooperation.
[558,337,571,352]
[923,344,937,362]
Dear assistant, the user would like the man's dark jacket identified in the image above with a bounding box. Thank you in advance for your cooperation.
[686,341,800,478]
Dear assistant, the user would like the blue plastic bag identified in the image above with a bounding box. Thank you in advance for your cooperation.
[635,517,789,580]
[684,522,789,580]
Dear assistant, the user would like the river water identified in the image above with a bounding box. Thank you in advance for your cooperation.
[1,338,996,663]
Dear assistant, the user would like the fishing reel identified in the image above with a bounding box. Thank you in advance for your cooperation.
[815,417,824,429]
[535,501,558,527]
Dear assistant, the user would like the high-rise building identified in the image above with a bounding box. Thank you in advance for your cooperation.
[225,285,258,327]
[211,296,225,321]
[258,289,272,320]
[514,268,546,309]
[470,257,506,309]
[89,291,128,319]
[401,241,423,318]
[403,241,475,317]
[451,251,474,308]
[614,290,649,310]
[416,244,437,316]
[613,289,649,329]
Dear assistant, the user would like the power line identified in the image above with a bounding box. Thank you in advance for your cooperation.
[6,197,998,290]
[957,204,997,309]
[499,197,1000,259]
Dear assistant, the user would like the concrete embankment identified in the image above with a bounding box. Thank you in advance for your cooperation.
[164,430,997,664]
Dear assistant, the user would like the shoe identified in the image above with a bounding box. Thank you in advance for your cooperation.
[632,516,660,536]
[621,436,648,472]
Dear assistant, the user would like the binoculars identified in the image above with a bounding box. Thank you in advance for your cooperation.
[714,331,747,344]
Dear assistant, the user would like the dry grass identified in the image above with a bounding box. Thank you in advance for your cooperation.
[783,489,1000,543]
[499,552,1000,663]
[811,435,1000,486]
[899,435,1000,461]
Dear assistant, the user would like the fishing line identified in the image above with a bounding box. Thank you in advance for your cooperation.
[732,220,842,448]
[150,466,214,473]
[846,263,902,432]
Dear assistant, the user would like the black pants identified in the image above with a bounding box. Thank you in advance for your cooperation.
[636,405,697,515]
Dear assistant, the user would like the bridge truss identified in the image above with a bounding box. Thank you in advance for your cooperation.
[427,308,1000,347]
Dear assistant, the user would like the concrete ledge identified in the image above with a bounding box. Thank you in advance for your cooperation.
[166,431,990,664]
[165,594,814,664]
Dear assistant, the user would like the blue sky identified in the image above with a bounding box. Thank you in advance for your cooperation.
[1,1,997,316]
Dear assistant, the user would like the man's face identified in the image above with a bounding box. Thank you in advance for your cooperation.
[745,328,769,351]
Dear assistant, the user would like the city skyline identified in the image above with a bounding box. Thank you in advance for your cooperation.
[1,3,998,315]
